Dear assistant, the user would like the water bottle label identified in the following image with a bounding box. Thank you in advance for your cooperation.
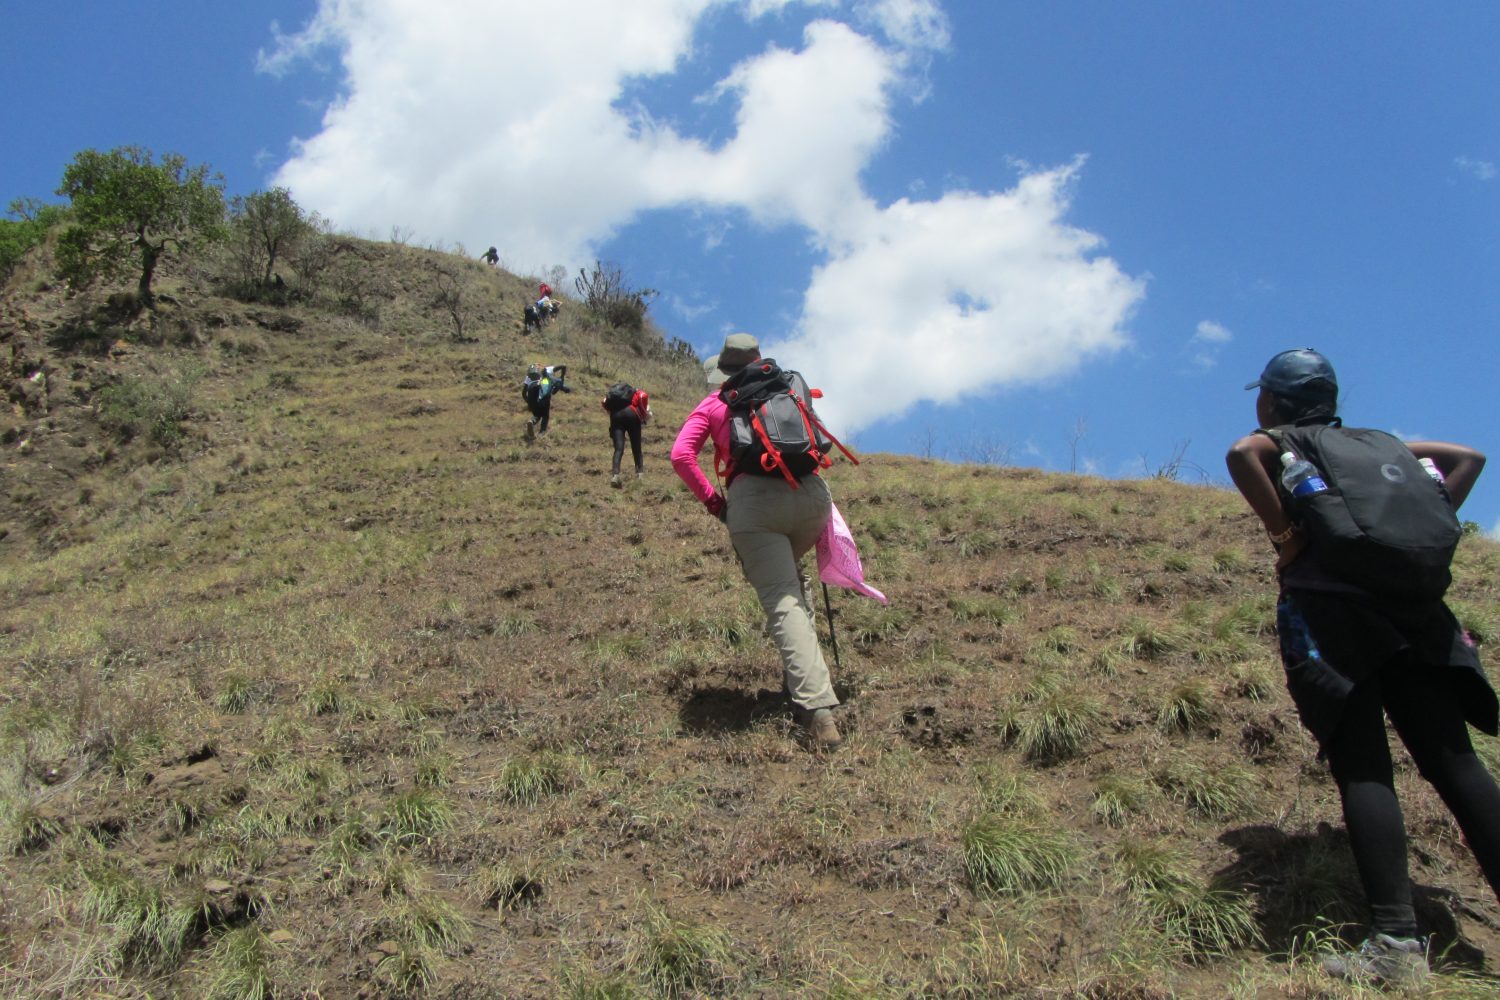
[1290,476,1327,498]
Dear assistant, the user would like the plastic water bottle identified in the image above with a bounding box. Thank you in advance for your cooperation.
[1280,452,1328,498]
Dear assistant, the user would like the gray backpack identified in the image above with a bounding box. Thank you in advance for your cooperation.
[716,359,856,486]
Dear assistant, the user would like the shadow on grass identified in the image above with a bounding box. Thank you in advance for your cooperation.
[678,686,787,735]
[1219,823,1487,969]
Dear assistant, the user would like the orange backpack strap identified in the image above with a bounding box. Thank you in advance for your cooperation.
[751,412,800,487]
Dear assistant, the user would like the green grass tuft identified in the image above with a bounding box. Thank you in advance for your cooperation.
[473,858,545,912]
[1116,838,1260,961]
[215,673,259,714]
[1001,684,1103,763]
[300,678,348,717]
[973,764,1045,816]
[1156,678,1216,734]
[560,965,645,1000]
[1228,661,1277,702]
[378,788,454,846]
[79,860,202,970]
[634,902,738,998]
[1092,773,1154,828]
[946,594,1016,628]
[1157,757,1258,820]
[962,813,1074,894]
[1211,548,1247,573]
[206,925,276,1000]
[496,751,571,805]
[387,892,471,952]
[1119,617,1189,659]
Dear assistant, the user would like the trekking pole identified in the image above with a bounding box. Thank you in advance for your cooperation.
[822,583,842,672]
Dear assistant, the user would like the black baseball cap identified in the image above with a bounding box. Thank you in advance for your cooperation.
[1244,348,1338,401]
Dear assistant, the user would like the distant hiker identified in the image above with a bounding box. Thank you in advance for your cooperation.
[482,246,499,266]
[602,381,651,487]
[1226,348,1499,987]
[671,333,854,750]
[526,291,559,333]
[521,363,571,438]
[521,364,544,434]
[538,281,552,299]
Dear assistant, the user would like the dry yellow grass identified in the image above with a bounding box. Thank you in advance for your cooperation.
[2,236,1498,997]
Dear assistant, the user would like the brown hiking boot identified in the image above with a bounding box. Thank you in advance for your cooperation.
[799,708,843,750]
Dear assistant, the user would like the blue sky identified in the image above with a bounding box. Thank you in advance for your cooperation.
[5,1,1498,535]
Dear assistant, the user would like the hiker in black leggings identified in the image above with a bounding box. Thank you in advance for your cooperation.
[1279,591,1500,932]
[1328,658,1500,915]
[601,386,650,487]
[1227,348,1498,986]
[610,407,643,479]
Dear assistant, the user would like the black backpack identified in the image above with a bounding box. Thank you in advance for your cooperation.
[521,377,541,405]
[1266,420,1461,601]
[717,359,856,485]
[604,382,635,413]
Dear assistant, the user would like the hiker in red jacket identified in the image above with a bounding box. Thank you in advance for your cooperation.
[601,382,651,487]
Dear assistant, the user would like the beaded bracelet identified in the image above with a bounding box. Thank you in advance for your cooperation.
[1266,524,1297,545]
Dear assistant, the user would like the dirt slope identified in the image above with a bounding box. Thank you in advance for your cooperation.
[3,238,1500,999]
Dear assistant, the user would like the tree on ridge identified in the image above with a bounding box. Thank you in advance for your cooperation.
[55,146,225,309]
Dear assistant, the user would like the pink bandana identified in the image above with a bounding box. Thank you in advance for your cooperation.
[816,503,887,604]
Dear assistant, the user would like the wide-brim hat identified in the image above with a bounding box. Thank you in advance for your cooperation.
[705,333,760,387]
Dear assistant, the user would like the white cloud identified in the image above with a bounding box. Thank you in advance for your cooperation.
[1193,320,1232,344]
[664,292,718,323]
[1187,319,1232,371]
[768,161,1142,430]
[263,1,1143,435]
[1456,156,1498,181]
[856,0,951,51]
[690,20,896,233]
[265,1,717,264]
[1490,517,1500,540]
[741,0,834,17]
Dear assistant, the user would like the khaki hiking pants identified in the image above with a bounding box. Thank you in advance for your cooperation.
[726,473,838,711]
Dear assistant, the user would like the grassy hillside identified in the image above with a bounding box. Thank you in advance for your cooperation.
[3,237,1500,999]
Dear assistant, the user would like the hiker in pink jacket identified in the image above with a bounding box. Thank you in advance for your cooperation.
[671,333,841,749]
